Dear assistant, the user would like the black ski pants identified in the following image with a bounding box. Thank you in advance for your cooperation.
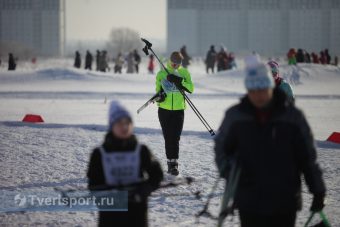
[158,108,184,159]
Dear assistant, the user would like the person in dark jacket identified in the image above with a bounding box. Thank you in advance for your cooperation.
[205,45,217,74]
[215,55,326,227]
[8,53,16,71]
[319,51,327,64]
[87,101,163,227]
[180,45,191,68]
[85,50,93,70]
[134,49,141,73]
[324,49,331,65]
[304,51,311,63]
[217,47,228,71]
[74,51,81,68]
[296,48,305,63]
[96,50,100,71]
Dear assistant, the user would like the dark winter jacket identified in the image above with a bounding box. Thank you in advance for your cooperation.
[206,48,217,67]
[74,52,81,68]
[8,54,16,71]
[296,49,305,63]
[180,46,191,68]
[214,88,326,215]
[85,52,93,68]
[87,133,163,227]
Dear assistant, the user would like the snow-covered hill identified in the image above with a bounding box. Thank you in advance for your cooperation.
[0,60,339,226]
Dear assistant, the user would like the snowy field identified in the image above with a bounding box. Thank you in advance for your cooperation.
[0,59,340,226]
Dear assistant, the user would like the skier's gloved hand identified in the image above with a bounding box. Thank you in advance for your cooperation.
[310,193,325,212]
[156,91,166,103]
[167,74,183,85]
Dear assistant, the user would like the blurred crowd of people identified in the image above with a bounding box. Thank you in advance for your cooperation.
[287,48,338,66]
[205,45,237,74]
[73,49,143,74]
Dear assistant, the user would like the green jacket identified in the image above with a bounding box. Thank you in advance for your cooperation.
[156,61,194,110]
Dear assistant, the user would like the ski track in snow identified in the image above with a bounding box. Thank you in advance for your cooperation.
[0,60,340,226]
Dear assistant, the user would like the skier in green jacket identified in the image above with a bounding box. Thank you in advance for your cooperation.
[155,51,194,175]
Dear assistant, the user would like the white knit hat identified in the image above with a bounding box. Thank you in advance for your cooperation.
[244,55,275,90]
[108,101,132,129]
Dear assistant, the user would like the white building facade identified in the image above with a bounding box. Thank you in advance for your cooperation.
[0,0,66,56]
[167,0,340,56]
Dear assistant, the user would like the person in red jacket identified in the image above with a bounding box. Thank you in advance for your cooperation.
[148,55,155,74]
[311,52,320,64]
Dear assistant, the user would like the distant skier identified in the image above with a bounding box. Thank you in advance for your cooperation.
[74,51,81,69]
[180,45,191,68]
[215,55,326,227]
[85,50,93,70]
[156,51,194,175]
[148,55,155,74]
[8,53,16,71]
[268,60,295,102]
[205,45,217,74]
[87,101,163,227]
[134,49,141,73]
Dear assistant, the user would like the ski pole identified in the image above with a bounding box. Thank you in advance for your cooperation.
[141,38,215,136]
[196,177,220,221]
[217,163,241,227]
[304,211,332,227]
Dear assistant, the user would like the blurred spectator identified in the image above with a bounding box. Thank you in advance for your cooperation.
[287,48,297,65]
[99,50,109,72]
[311,52,319,64]
[114,52,124,74]
[85,50,93,70]
[217,46,228,71]
[148,54,155,74]
[304,51,311,63]
[96,50,100,71]
[133,49,141,73]
[74,51,81,68]
[228,52,237,69]
[324,49,331,64]
[319,51,327,64]
[8,53,16,71]
[180,45,191,68]
[126,52,135,73]
[205,45,216,74]
[296,49,305,63]
[333,56,338,66]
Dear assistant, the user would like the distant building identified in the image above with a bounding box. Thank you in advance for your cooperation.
[167,0,340,56]
[0,0,66,56]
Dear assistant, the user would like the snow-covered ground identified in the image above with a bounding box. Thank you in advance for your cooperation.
[0,59,340,226]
